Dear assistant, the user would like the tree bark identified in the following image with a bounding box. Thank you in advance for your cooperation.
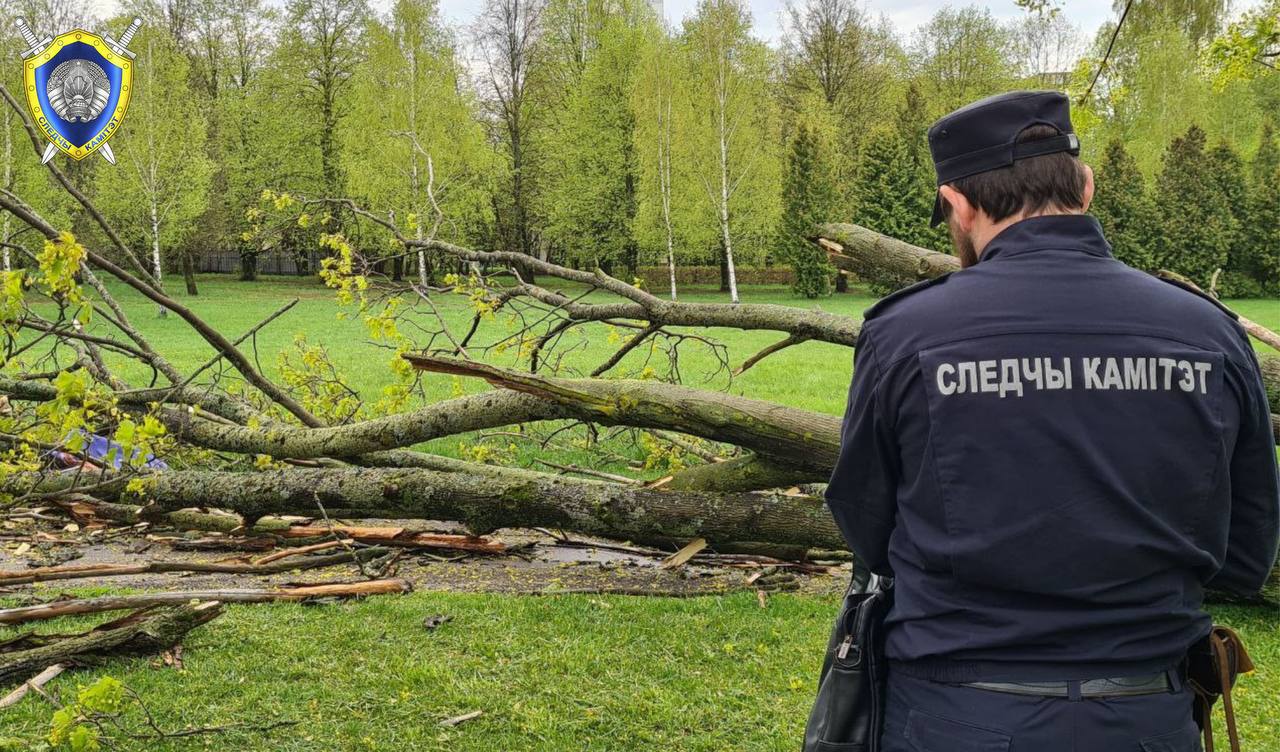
[404,354,841,470]
[25,467,1274,606]
[240,251,258,281]
[106,467,845,551]
[0,580,411,626]
[815,223,958,283]
[0,602,223,686]
[661,454,824,492]
[182,249,198,295]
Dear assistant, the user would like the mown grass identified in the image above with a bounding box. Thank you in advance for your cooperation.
[0,595,1276,751]
[3,276,1278,750]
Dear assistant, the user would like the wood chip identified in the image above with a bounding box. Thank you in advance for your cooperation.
[660,538,707,570]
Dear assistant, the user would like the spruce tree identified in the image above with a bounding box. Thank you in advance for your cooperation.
[1206,141,1249,291]
[854,128,920,243]
[853,128,929,291]
[1247,121,1280,289]
[894,82,949,251]
[779,123,838,298]
[1153,125,1234,285]
[1092,139,1161,271]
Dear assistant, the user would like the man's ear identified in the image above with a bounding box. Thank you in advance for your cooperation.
[1080,164,1095,212]
[938,185,975,231]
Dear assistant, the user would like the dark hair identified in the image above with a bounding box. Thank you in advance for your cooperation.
[942,125,1087,222]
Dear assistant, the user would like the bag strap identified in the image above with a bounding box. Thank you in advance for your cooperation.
[1191,627,1256,752]
[1212,627,1253,752]
[1199,693,1215,752]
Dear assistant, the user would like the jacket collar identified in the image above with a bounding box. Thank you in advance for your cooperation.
[977,214,1112,264]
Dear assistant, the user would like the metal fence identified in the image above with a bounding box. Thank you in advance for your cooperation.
[198,251,324,276]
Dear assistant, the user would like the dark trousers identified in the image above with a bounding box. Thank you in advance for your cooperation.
[880,671,1202,752]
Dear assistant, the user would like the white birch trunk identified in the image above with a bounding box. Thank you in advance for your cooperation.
[658,97,676,301]
[150,197,166,316]
[150,206,162,285]
[2,107,11,273]
[716,45,739,305]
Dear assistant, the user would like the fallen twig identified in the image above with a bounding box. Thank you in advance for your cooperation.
[0,662,64,709]
[251,540,345,565]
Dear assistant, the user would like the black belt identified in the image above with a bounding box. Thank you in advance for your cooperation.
[960,671,1177,700]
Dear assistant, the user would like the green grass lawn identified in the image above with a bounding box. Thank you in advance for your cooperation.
[2,276,1278,750]
[0,595,1276,751]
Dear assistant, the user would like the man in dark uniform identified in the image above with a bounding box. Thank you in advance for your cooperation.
[825,90,1280,751]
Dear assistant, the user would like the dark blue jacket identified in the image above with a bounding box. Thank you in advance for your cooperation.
[825,214,1280,683]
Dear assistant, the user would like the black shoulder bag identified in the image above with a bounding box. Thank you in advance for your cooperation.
[802,571,894,752]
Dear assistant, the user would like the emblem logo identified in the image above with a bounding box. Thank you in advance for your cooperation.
[14,17,141,164]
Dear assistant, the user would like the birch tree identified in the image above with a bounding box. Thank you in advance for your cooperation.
[543,10,650,273]
[634,25,689,301]
[342,0,491,283]
[92,29,213,304]
[678,0,780,303]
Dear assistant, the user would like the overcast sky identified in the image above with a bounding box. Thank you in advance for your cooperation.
[86,0,1263,46]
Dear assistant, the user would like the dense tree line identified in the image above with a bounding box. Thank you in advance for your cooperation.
[0,0,1276,299]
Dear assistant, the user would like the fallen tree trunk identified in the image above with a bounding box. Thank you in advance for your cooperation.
[97,468,845,551]
[0,579,413,625]
[814,225,958,284]
[0,602,223,686]
[0,546,392,586]
[658,454,823,492]
[28,466,1274,606]
[2,368,837,476]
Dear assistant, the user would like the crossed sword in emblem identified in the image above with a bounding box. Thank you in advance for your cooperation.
[14,17,142,165]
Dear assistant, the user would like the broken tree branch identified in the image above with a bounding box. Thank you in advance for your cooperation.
[0,580,412,625]
[0,547,393,587]
[404,354,841,470]
[0,602,223,686]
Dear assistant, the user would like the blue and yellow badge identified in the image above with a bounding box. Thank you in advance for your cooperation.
[14,17,140,165]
